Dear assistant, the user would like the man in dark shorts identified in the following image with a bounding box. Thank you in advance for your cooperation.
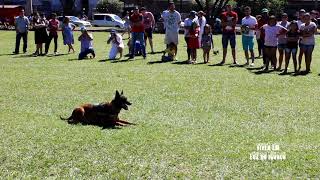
[140,7,155,54]
[220,4,238,65]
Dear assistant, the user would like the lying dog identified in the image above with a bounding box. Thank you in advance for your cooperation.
[60,90,134,127]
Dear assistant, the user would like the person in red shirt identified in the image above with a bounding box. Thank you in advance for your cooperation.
[129,6,146,59]
[219,4,238,65]
[45,13,59,55]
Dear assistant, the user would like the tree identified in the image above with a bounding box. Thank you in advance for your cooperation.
[194,0,231,18]
[96,0,123,15]
[59,0,76,15]
[236,0,287,16]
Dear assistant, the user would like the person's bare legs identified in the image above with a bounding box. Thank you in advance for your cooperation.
[305,48,313,73]
[277,48,284,70]
[271,48,277,70]
[292,51,297,72]
[284,51,291,73]
[221,48,227,64]
[244,50,249,64]
[298,48,304,71]
[250,49,255,64]
[232,48,236,64]
[149,38,154,53]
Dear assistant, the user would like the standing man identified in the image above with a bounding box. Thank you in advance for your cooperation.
[13,9,30,54]
[140,7,155,54]
[129,6,146,59]
[241,6,257,66]
[219,4,238,65]
[162,2,181,54]
[197,11,206,47]
[45,13,60,55]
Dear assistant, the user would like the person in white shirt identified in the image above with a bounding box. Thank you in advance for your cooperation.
[107,30,124,60]
[299,13,317,73]
[241,6,257,66]
[162,2,181,55]
[277,13,290,70]
[262,16,287,71]
[197,11,206,46]
[297,9,306,69]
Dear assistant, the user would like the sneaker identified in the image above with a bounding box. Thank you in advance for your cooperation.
[12,51,19,54]
[218,60,225,65]
[232,61,239,66]
[243,62,249,66]
[249,63,255,67]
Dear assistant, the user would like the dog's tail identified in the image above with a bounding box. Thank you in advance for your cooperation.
[60,116,72,121]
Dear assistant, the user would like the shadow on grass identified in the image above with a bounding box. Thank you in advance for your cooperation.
[147,51,164,55]
[0,53,16,56]
[46,53,68,57]
[172,60,190,65]
[148,60,172,64]
[208,63,231,67]
[12,54,36,58]
[292,71,310,76]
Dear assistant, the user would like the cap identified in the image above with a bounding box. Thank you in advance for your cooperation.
[111,29,116,34]
[80,26,87,32]
[133,6,139,10]
[299,9,306,13]
[261,8,269,13]
[140,7,146,11]
[190,10,197,16]
[198,11,205,15]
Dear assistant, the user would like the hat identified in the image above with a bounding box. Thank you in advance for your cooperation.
[133,6,139,10]
[261,8,269,13]
[198,11,205,15]
[80,26,87,32]
[111,29,116,34]
[140,7,146,11]
[190,10,197,16]
[282,13,288,17]
[299,9,306,13]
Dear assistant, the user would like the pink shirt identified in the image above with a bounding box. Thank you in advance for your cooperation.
[142,12,155,29]
[48,19,59,36]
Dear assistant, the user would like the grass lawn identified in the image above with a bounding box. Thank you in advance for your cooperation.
[0,31,319,179]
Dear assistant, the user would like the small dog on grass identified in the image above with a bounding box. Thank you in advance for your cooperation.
[60,90,134,127]
[162,42,177,61]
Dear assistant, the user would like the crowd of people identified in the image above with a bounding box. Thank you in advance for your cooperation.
[11,2,319,74]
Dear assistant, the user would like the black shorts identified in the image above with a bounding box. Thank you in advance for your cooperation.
[144,28,153,39]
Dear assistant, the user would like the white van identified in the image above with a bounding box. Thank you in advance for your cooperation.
[91,14,125,28]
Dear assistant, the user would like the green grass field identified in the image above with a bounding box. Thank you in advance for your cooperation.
[0,31,319,179]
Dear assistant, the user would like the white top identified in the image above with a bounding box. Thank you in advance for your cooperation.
[198,16,206,34]
[241,15,257,37]
[162,10,181,33]
[110,33,124,48]
[184,18,193,36]
[263,24,284,47]
[297,20,303,29]
[277,21,290,44]
[300,22,317,45]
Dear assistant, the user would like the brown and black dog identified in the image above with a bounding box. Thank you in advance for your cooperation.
[60,90,134,127]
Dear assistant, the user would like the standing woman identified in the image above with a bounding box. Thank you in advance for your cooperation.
[62,17,76,53]
[299,13,317,73]
[33,12,48,56]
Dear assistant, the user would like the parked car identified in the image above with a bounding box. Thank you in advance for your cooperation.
[57,16,91,27]
[91,14,125,28]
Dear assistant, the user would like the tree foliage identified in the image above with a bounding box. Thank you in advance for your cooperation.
[235,0,287,16]
[96,0,123,15]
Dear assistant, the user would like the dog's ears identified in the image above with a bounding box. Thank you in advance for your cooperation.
[115,90,120,98]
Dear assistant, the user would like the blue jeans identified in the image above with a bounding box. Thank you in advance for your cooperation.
[130,32,146,57]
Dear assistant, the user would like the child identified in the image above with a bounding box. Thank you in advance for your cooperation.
[255,15,263,58]
[201,24,214,63]
[78,27,95,60]
[261,16,287,71]
[62,17,75,53]
[283,21,300,74]
[299,13,316,73]
[107,30,124,60]
[188,21,200,64]
[162,42,177,61]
